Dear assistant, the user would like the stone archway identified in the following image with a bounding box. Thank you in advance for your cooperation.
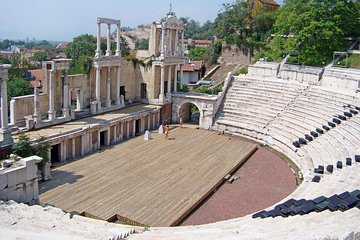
[172,93,219,130]
[177,101,202,126]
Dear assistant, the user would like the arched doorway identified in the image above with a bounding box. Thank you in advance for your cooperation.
[178,102,201,126]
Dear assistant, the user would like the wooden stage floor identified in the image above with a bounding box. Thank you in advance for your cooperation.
[39,127,257,227]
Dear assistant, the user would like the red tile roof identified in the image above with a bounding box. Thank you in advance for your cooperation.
[29,69,43,90]
[179,61,204,72]
[260,0,279,6]
[193,40,212,45]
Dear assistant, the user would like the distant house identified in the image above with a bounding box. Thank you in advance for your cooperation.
[181,39,213,54]
[177,61,206,85]
[249,0,279,17]
[56,42,68,50]
[25,69,43,91]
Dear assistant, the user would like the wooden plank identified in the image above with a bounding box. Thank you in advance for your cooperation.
[39,127,257,227]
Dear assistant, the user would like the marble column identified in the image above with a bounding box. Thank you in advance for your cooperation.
[126,121,130,139]
[175,30,179,55]
[152,113,156,130]
[96,22,101,57]
[116,24,121,56]
[76,89,82,111]
[174,65,178,93]
[157,111,161,127]
[133,119,136,137]
[106,67,111,107]
[180,65,184,87]
[63,70,70,118]
[167,65,172,99]
[147,114,151,130]
[48,70,55,121]
[160,23,166,57]
[116,66,121,105]
[159,65,165,103]
[81,134,86,156]
[181,30,185,56]
[71,138,76,160]
[89,133,93,154]
[1,79,8,129]
[106,24,111,56]
[61,141,67,162]
[168,29,172,56]
[33,87,40,122]
[95,66,101,111]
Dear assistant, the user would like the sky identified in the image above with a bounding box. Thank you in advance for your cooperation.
[0,0,282,42]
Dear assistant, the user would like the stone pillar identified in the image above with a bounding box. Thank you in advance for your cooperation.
[33,87,40,122]
[96,21,101,57]
[119,122,123,141]
[126,121,130,139]
[175,30,179,55]
[159,65,165,103]
[180,65,184,87]
[62,70,70,118]
[95,66,101,111]
[167,65,172,99]
[81,134,86,156]
[72,138,76,160]
[0,79,8,129]
[174,65,178,93]
[157,111,161,127]
[133,119,136,137]
[61,141,67,162]
[116,66,121,105]
[152,113,156,130]
[76,89,82,111]
[48,70,55,121]
[89,133,93,154]
[116,24,121,56]
[160,23,166,57]
[168,29,172,56]
[106,24,111,56]
[147,114,151,130]
[181,30,185,56]
[113,125,117,144]
[106,67,111,107]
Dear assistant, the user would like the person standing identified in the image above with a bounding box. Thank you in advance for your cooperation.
[164,124,169,140]
[180,116,184,128]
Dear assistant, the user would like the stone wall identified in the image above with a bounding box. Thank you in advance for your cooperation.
[280,64,323,84]
[0,156,42,205]
[248,61,279,77]
[322,67,360,90]
[10,94,49,126]
[221,44,253,65]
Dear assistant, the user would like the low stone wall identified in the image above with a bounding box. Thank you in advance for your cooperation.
[0,156,42,205]
[248,61,279,78]
[322,67,360,90]
[10,94,49,127]
[280,64,323,84]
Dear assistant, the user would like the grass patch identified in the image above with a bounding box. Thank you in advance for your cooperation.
[348,54,360,69]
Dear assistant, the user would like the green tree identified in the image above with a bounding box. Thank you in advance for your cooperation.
[66,34,130,74]
[32,51,48,62]
[135,38,149,50]
[8,77,33,101]
[13,133,51,169]
[188,47,207,61]
[267,0,360,65]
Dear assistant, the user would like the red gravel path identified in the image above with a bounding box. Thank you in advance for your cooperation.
[181,147,297,225]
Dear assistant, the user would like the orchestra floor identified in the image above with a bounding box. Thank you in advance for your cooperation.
[39,126,257,227]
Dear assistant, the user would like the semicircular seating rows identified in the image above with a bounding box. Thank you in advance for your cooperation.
[2,75,360,240]
[129,75,360,239]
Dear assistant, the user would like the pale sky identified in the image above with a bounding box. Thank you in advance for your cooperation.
[0,0,282,42]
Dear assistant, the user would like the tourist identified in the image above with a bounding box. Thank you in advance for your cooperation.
[180,116,183,128]
[164,124,169,140]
